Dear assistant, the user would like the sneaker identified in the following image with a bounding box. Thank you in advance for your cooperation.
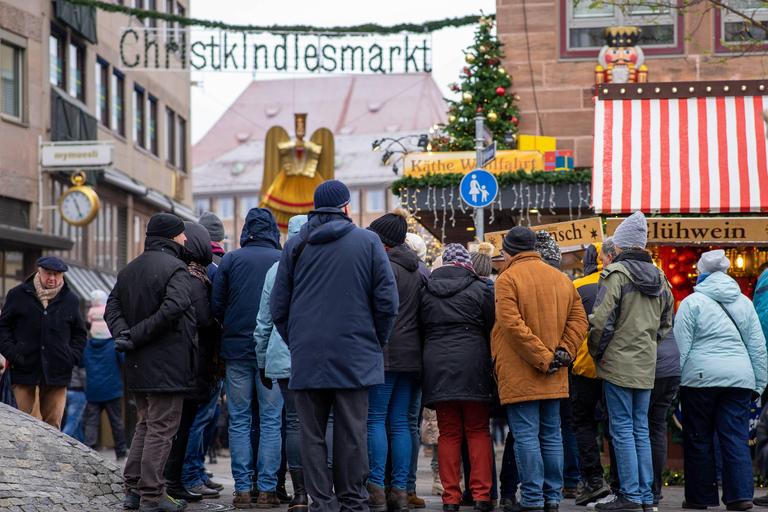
[727,502,754,511]
[432,471,444,496]
[576,480,611,507]
[205,478,225,491]
[642,505,658,512]
[233,491,253,509]
[588,495,617,510]
[124,490,140,510]
[187,484,220,499]
[474,501,495,512]
[409,492,427,509]
[754,495,768,507]
[563,488,579,499]
[138,496,188,512]
[594,495,641,512]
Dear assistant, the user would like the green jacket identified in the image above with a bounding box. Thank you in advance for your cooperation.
[587,250,674,389]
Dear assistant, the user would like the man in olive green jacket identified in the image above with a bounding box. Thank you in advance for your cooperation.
[587,212,673,512]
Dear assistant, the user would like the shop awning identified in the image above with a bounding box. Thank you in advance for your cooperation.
[65,264,115,303]
[592,80,768,214]
[0,225,74,251]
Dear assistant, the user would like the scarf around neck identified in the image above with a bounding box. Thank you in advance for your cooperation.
[34,273,64,308]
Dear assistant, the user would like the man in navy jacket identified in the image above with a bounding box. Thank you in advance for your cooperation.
[211,207,283,509]
[271,180,399,512]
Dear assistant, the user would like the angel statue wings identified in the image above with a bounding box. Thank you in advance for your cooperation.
[259,113,335,231]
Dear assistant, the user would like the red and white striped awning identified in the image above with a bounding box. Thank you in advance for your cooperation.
[592,81,768,214]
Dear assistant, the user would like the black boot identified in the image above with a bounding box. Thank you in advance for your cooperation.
[163,433,203,503]
[277,473,293,504]
[288,470,308,512]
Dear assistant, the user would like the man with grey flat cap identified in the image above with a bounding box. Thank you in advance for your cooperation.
[0,255,87,429]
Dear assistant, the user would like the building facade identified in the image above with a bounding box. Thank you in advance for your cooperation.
[0,0,193,307]
[495,0,768,167]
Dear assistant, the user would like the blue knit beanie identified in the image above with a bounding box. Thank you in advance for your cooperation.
[314,180,351,209]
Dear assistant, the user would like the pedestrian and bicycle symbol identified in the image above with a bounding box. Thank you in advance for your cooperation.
[460,169,498,208]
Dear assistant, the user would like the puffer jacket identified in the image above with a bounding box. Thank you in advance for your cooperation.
[255,215,308,379]
[211,208,281,361]
[754,268,768,343]
[421,265,495,407]
[588,250,674,390]
[492,252,587,405]
[572,243,603,379]
[383,243,424,373]
[674,271,767,392]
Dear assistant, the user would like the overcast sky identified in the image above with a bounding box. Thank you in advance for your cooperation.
[189,0,496,143]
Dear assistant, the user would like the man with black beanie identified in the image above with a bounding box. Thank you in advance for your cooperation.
[106,212,196,512]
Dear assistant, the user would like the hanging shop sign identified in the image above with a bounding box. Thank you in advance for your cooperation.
[484,218,604,253]
[40,141,113,167]
[119,28,432,73]
[605,217,768,244]
[403,150,544,177]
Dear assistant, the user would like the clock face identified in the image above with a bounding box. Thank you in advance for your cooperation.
[61,190,94,223]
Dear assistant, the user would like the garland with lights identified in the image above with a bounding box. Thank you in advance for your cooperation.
[431,15,520,152]
[65,0,488,34]
[391,169,592,195]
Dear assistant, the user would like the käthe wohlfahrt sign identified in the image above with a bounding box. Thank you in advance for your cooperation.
[605,217,768,243]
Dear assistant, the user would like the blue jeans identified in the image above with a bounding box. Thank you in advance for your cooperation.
[226,359,284,492]
[603,381,653,505]
[182,380,224,488]
[407,385,423,494]
[63,390,86,442]
[506,399,563,507]
[367,371,419,489]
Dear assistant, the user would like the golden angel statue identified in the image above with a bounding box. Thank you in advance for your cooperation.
[259,113,335,231]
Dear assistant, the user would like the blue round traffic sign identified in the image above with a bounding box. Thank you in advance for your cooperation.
[460,170,498,208]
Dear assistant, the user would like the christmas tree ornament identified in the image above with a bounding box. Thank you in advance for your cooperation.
[477,106,483,112]
[498,67,506,75]
[496,87,505,96]
[462,92,473,103]
[487,111,498,122]
[463,67,472,77]
[512,117,519,126]
[514,93,521,101]
[479,45,488,54]
[465,53,476,64]
[449,115,456,123]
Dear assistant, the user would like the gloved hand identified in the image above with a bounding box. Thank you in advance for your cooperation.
[554,347,572,368]
[546,359,562,374]
[114,330,135,353]
[259,368,273,390]
[752,391,761,402]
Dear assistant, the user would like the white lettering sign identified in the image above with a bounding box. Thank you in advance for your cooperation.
[41,143,113,167]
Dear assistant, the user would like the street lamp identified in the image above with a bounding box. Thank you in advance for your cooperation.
[371,134,429,175]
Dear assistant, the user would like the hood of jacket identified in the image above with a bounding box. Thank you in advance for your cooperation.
[184,222,213,266]
[211,241,225,256]
[693,270,743,304]
[388,243,420,273]
[303,207,357,245]
[144,235,191,263]
[288,215,308,240]
[582,243,603,275]
[89,337,114,349]
[426,265,479,298]
[240,207,281,249]
[611,250,664,297]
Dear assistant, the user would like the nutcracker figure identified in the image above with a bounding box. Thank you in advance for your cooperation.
[595,26,648,87]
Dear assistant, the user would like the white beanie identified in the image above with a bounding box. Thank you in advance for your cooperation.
[405,233,427,263]
[697,249,730,274]
[613,212,648,250]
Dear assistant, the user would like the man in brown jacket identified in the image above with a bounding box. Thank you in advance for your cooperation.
[491,226,588,512]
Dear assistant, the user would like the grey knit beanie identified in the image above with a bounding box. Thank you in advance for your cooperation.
[613,212,648,250]
[697,250,730,274]
[199,212,225,242]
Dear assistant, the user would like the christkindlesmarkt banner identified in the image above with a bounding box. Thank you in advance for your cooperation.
[119,27,432,73]
[403,150,544,177]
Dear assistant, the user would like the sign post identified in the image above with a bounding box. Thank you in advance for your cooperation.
[474,114,486,241]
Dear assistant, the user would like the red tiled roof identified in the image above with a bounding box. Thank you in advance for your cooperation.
[192,72,447,166]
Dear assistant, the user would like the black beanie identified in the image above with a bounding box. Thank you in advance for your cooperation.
[367,208,409,247]
[146,213,185,239]
[502,226,536,256]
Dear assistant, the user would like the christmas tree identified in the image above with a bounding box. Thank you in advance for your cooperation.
[431,15,520,152]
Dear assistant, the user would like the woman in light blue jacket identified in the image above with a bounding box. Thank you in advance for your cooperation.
[674,250,767,512]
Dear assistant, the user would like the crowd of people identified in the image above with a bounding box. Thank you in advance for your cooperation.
[1,179,768,512]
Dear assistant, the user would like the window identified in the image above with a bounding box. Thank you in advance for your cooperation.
[68,42,84,100]
[1,43,22,118]
[241,196,259,217]
[176,3,185,21]
[194,198,209,216]
[165,0,175,43]
[148,95,158,155]
[111,70,125,136]
[166,107,176,165]
[133,0,145,23]
[217,197,233,219]
[49,31,65,88]
[716,1,768,49]
[93,200,120,272]
[147,0,157,28]
[366,189,385,213]
[178,116,187,172]
[95,57,109,125]
[133,85,145,148]
[560,0,683,58]
[349,190,360,214]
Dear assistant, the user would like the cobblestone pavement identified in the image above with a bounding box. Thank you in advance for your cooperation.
[2,404,765,512]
